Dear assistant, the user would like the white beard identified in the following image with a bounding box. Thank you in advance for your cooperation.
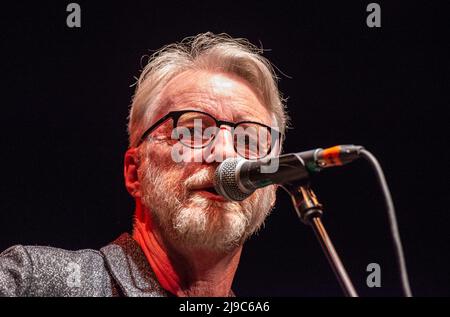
[137,144,276,252]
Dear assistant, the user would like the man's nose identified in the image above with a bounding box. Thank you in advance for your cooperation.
[204,127,237,163]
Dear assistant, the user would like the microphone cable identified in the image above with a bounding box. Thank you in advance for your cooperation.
[360,149,413,297]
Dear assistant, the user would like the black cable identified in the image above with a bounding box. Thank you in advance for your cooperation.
[360,149,413,297]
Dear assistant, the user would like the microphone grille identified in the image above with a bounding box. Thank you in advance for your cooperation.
[214,158,252,201]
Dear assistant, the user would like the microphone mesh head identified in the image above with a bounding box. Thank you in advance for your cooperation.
[213,158,252,201]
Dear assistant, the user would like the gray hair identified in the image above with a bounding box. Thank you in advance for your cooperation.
[127,32,288,148]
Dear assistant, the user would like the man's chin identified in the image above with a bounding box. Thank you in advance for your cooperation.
[168,203,249,252]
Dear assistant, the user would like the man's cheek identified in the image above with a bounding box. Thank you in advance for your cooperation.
[147,146,176,169]
[170,142,204,163]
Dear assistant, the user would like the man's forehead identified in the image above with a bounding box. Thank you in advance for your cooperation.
[153,70,273,124]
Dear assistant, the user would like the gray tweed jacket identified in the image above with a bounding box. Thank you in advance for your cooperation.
[0,233,171,297]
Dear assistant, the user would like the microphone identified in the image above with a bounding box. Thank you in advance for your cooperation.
[213,145,364,201]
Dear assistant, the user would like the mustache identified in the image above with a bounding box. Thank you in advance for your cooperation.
[184,167,216,189]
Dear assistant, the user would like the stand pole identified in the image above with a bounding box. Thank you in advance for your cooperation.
[309,217,358,297]
[284,184,358,297]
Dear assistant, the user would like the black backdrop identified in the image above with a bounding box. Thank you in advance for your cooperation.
[1,1,449,296]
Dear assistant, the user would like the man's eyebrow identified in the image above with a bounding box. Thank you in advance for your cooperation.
[164,93,216,110]
[163,93,269,123]
[234,110,268,124]
[190,103,217,114]
[178,101,221,116]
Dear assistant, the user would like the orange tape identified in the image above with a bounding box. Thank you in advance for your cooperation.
[321,145,343,166]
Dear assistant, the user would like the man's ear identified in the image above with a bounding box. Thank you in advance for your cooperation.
[124,147,141,198]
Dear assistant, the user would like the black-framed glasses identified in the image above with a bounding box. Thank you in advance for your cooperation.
[137,110,280,159]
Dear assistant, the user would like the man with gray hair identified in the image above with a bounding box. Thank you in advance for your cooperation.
[0,32,287,297]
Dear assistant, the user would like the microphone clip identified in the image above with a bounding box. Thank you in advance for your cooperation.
[282,183,323,224]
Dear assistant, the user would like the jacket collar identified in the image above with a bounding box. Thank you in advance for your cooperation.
[100,233,170,297]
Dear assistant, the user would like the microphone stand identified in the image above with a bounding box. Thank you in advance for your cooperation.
[283,183,359,297]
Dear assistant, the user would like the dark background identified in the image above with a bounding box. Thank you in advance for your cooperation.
[1,1,449,296]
